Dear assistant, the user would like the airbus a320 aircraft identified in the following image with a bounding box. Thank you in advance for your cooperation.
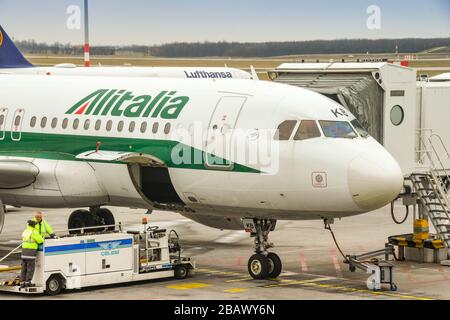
[0,30,403,281]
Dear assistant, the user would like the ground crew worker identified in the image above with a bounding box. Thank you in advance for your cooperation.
[20,220,44,288]
[34,211,56,239]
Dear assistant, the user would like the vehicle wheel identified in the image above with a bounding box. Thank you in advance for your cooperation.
[95,208,115,231]
[248,253,270,279]
[174,265,188,279]
[267,252,282,278]
[45,275,63,296]
[390,283,398,291]
[68,209,94,234]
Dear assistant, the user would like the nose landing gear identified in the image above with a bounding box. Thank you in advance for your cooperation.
[244,218,282,279]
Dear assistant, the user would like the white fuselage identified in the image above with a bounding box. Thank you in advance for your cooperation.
[0,74,403,229]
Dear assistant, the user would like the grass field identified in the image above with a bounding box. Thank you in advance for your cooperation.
[26,53,450,79]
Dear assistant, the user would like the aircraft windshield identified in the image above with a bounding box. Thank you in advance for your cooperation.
[319,120,358,139]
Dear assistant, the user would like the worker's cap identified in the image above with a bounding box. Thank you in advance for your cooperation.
[27,220,36,227]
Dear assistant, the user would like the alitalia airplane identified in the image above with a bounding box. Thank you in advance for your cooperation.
[0,25,252,79]
[0,28,403,280]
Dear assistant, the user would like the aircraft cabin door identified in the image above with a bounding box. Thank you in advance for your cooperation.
[205,96,246,169]
[0,108,8,141]
[11,108,24,141]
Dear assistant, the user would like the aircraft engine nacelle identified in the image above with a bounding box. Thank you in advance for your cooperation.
[180,213,244,230]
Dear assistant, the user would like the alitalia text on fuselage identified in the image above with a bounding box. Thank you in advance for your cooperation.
[65,89,189,119]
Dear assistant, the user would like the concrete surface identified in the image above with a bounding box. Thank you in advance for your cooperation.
[0,202,448,300]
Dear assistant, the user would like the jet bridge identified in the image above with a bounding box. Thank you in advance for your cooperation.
[268,62,417,174]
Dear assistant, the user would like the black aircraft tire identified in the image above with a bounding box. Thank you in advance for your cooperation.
[248,253,270,279]
[68,209,94,234]
[267,252,282,278]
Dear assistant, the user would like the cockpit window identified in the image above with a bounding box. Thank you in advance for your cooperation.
[294,120,321,140]
[350,119,369,138]
[319,120,357,139]
[274,120,297,140]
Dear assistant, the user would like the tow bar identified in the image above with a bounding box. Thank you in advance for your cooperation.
[324,219,398,291]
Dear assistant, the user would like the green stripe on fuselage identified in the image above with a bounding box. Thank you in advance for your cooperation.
[0,131,260,173]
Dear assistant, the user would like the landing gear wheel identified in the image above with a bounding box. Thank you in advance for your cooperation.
[267,252,282,278]
[248,254,270,279]
[349,265,356,272]
[174,265,188,279]
[68,209,94,234]
[95,208,115,231]
[45,275,63,296]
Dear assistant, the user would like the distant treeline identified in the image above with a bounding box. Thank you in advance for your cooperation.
[15,38,450,57]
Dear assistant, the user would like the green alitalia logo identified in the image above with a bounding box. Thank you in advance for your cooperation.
[66,89,189,119]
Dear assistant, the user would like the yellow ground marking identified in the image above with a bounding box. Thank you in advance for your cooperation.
[166,282,211,290]
[224,288,248,293]
[263,277,334,288]
[0,266,21,273]
[225,277,254,283]
[285,281,434,300]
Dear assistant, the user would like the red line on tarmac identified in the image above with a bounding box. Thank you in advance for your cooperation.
[330,249,343,277]
[299,251,308,272]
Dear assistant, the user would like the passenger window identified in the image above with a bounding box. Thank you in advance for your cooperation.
[294,120,321,140]
[117,121,124,132]
[30,116,36,128]
[40,117,47,128]
[350,119,369,138]
[129,121,135,132]
[152,122,159,134]
[95,120,101,131]
[106,120,112,131]
[51,117,58,128]
[73,118,79,130]
[319,120,357,139]
[164,123,171,134]
[84,119,90,130]
[274,120,297,140]
[140,121,147,133]
[62,118,68,129]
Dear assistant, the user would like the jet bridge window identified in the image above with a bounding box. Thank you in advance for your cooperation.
[350,119,369,138]
[274,120,297,140]
[294,120,321,140]
[319,120,357,139]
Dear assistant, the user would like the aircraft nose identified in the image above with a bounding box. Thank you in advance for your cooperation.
[348,150,403,211]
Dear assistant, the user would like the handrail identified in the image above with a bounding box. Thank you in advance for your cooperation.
[0,244,22,264]
[53,223,122,237]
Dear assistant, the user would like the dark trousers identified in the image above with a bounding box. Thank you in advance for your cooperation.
[20,259,35,282]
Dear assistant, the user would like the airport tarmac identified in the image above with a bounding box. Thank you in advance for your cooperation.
[0,203,449,300]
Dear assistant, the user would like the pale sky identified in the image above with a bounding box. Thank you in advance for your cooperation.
[0,0,449,45]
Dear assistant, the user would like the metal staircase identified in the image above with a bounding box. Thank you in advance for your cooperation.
[413,132,450,257]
